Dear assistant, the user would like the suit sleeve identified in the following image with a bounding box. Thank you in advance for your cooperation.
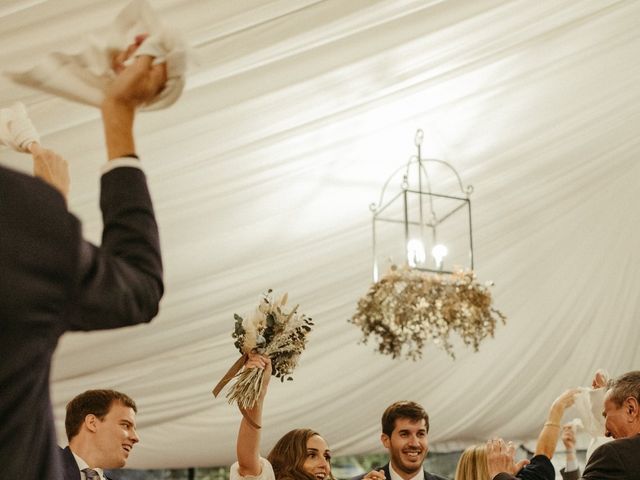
[581,442,626,479]
[492,455,555,480]
[64,166,163,330]
[559,467,580,480]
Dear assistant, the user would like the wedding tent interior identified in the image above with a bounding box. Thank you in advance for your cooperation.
[1,0,639,471]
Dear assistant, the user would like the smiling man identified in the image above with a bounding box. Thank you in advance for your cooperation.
[489,371,640,480]
[354,401,447,480]
[560,370,640,480]
[60,390,140,480]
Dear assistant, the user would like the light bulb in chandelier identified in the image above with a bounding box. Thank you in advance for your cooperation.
[431,244,448,270]
[407,239,426,267]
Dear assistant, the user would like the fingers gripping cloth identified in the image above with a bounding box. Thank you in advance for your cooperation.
[5,0,187,111]
[0,102,40,153]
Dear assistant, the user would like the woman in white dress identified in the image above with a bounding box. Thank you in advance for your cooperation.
[231,353,334,480]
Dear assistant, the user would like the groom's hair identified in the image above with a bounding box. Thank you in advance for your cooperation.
[382,401,430,436]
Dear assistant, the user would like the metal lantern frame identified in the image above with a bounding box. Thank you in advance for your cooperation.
[370,129,474,280]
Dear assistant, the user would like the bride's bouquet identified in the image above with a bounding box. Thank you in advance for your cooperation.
[214,290,313,410]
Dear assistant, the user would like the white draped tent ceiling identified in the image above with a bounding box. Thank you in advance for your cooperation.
[1,0,639,470]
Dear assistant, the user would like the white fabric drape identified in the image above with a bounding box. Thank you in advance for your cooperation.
[1,0,639,469]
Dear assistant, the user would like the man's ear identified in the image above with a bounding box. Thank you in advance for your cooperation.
[84,414,99,433]
[625,397,639,419]
[381,433,390,449]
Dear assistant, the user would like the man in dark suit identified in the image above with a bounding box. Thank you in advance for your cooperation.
[488,370,640,480]
[353,401,447,480]
[0,50,167,479]
[60,390,139,480]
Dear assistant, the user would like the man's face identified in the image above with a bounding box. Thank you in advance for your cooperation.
[93,401,139,468]
[602,389,640,439]
[381,418,428,478]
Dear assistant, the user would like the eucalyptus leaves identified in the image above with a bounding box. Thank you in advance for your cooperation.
[350,266,505,359]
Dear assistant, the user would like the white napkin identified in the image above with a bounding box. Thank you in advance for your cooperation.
[6,0,187,111]
[569,386,612,460]
[572,386,606,437]
[0,102,39,153]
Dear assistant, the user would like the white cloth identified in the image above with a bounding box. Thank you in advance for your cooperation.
[230,457,275,480]
[569,386,612,461]
[572,387,606,437]
[6,0,186,111]
[101,157,144,174]
[0,102,39,152]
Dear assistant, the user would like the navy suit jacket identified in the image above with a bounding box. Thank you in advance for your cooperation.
[60,446,81,480]
[0,165,163,480]
[352,462,448,480]
[559,434,640,480]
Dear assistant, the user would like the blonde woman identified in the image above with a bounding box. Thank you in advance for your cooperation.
[455,388,579,480]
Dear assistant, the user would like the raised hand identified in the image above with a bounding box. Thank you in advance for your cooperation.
[486,438,529,477]
[245,352,272,402]
[551,387,580,414]
[592,369,609,389]
[362,469,385,480]
[30,143,69,201]
[100,37,168,160]
[561,424,576,451]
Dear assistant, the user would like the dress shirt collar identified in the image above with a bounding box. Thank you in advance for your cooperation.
[71,451,106,480]
[388,462,424,480]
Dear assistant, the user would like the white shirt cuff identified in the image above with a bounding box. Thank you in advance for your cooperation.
[101,157,143,174]
[565,456,578,472]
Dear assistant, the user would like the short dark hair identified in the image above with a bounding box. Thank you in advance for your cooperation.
[65,389,137,441]
[381,401,429,436]
[607,371,640,407]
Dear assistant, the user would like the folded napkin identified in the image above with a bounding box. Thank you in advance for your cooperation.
[0,102,39,153]
[6,0,187,111]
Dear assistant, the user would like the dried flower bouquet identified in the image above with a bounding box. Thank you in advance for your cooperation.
[222,290,313,409]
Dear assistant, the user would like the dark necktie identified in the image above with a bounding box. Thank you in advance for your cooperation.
[82,468,101,480]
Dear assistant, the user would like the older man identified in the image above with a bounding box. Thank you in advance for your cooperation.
[488,370,640,480]
[354,401,447,480]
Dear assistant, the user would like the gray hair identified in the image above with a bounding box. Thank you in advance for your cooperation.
[607,370,640,406]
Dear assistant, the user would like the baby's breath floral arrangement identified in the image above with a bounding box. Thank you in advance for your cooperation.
[349,265,505,360]
[216,290,313,410]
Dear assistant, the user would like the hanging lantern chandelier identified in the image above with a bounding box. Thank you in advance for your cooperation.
[349,129,505,360]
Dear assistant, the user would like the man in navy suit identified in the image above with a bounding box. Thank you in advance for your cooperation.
[353,401,447,480]
[0,49,167,479]
[60,390,139,480]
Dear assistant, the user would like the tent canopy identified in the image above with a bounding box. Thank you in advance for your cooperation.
[1,0,638,469]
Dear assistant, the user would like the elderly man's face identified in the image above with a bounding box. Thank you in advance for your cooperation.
[602,390,639,439]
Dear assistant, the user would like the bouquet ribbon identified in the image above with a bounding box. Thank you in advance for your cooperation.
[212,354,261,429]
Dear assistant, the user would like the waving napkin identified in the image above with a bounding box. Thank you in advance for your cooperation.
[6,0,187,111]
[569,383,612,460]
[0,102,39,153]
